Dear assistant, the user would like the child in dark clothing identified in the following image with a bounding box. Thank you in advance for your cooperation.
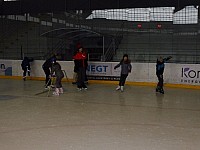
[156,56,172,94]
[42,55,57,88]
[114,54,132,92]
[50,59,64,96]
[21,57,33,81]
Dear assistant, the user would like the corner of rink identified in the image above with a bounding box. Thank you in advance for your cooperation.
[1,75,200,90]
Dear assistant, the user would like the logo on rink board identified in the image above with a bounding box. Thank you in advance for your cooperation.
[181,67,200,84]
[86,62,120,80]
[87,65,108,73]
[0,64,5,70]
[0,62,12,76]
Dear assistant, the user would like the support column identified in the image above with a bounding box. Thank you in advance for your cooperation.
[198,6,200,22]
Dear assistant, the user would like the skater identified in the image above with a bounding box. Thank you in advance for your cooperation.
[114,54,132,92]
[73,47,88,90]
[50,58,64,96]
[42,54,57,88]
[21,57,33,81]
[156,56,172,94]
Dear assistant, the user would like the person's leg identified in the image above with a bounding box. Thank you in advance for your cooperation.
[27,66,30,76]
[120,74,128,92]
[121,74,128,86]
[72,72,77,84]
[23,67,27,80]
[159,74,163,88]
[159,74,164,94]
[53,77,61,96]
[119,75,123,86]
[43,68,51,87]
[58,75,64,94]
[116,75,123,90]
[77,68,82,89]
[156,73,164,93]
[156,73,161,91]
[81,68,87,89]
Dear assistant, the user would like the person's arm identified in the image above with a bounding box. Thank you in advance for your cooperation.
[128,63,132,73]
[114,62,121,69]
[163,56,172,62]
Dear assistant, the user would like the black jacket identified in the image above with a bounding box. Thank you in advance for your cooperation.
[42,55,56,69]
[21,57,33,69]
[156,57,171,75]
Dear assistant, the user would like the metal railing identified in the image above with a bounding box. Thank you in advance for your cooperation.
[43,40,65,59]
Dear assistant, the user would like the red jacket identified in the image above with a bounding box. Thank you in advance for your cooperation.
[73,52,87,60]
[73,52,87,68]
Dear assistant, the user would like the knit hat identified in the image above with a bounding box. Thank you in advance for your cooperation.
[123,54,128,58]
[51,57,56,63]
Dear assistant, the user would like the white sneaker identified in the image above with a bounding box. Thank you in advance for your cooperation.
[116,86,120,90]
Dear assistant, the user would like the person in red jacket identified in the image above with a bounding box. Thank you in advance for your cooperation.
[73,47,88,90]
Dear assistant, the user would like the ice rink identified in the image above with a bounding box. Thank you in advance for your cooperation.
[0,78,200,150]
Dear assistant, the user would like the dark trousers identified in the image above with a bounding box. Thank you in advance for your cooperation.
[77,67,87,88]
[156,73,163,88]
[22,66,30,77]
[55,75,64,88]
[119,74,128,86]
[43,67,51,86]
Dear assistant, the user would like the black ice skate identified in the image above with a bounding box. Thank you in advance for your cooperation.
[159,88,164,94]
[156,86,160,92]
[23,76,26,81]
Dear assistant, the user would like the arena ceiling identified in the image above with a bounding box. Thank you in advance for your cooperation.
[0,0,199,15]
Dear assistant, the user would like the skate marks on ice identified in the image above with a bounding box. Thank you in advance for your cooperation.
[0,95,19,101]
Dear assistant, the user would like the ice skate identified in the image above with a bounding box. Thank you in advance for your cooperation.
[77,87,82,91]
[83,85,88,90]
[116,86,120,91]
[59,88,63,94]
[53,88,59,96]
[23,76,26,81]
[156,86,161,93]
[120,86,124,92]
[159,88,164,94]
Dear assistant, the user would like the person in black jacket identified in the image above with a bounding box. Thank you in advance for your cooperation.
[21,57,33,81]
[73,47,88,90]
[156,56,172,94]
[42,55,57,88]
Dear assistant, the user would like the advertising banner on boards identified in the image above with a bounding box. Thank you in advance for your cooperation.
[179,64,200,85]
[86,62,121,80]
[1,59,200,86]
